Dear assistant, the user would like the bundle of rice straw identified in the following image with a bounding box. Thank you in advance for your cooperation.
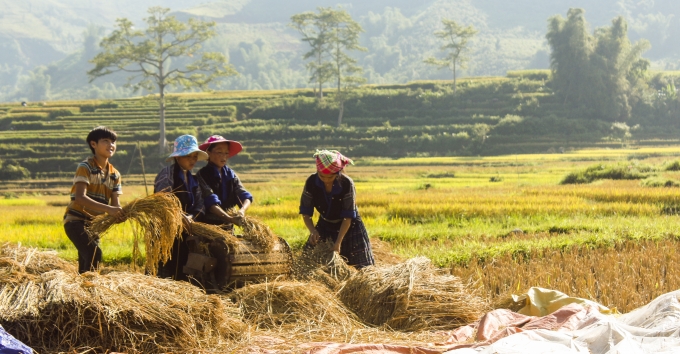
[88,192,183,275]
[224,209,278,252]
[0,245,246,353]
[293,240,356,290]
[191,221,241,252]
[338,257,489,331]
[239,215,279,252]
[231,281,363,331]
[0,243,76,284]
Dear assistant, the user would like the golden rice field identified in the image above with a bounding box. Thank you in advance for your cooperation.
[3,146,680,311]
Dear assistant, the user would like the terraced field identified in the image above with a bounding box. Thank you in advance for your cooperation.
[3,72,656,189]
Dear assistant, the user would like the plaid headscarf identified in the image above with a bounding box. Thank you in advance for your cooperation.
[314,149,354,174]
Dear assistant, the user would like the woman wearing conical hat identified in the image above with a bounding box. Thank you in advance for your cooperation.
[196,135,253,229]
[154,134,208,281]
[299,149,375,269]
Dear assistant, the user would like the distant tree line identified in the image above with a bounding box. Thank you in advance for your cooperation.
[547,8,650,121]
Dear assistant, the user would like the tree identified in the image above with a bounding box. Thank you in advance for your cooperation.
[610,122,639,147]
[15,66,51,101]
[424,19,477,93]
[89,7,237,154]
[291,7,367,126]
[546,9,650,121]
[325,8,367,126]
[290,9,334,100]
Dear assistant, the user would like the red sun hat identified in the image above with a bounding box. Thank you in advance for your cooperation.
[199,135,243,158]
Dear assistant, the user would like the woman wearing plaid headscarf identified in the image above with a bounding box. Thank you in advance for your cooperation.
[299,149,375,268]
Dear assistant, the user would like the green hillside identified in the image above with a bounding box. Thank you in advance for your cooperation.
[2,71,680,191]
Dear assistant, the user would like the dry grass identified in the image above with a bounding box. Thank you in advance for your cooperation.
[191,221,241,251]
[451,239,680,313]
[234,325,450,353]
[0,244,246,353]
[12,238,680,352]
[238,215,280,252]
[339,257,489,331]
[231,281,363,332]
[88,192,183,275]
[0,243,76,283]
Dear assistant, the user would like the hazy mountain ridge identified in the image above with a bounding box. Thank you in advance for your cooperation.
[0,0,678,101]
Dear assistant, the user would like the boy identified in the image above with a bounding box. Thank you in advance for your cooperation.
[63,126,123,273]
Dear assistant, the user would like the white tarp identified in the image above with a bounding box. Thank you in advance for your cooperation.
[445,288,680,354]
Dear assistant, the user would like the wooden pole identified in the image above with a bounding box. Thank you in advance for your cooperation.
[125,144,138,175]
[138,142,149,196]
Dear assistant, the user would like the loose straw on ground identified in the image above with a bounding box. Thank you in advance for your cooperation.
[0,244,246,353]
[338,257,489,331]
[88,192,183,275]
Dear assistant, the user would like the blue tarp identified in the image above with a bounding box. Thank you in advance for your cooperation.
[0,327,31,354]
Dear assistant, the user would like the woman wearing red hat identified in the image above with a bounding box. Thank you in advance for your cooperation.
[197,135,253,228]
[299,149,375,269]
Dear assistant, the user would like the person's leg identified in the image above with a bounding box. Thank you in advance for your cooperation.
[209,240,229,289]
[64,221,101,273]
[158,237,181,279]
[342,217,375,269]
[173,233,191,281]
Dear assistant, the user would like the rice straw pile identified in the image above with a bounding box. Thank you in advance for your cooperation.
[191,221,241,252]
[0,244,246,353]
[338,257,489,331]
[225,208,278,252]
[293,240,357,290]
[239,215,280,252]
[0,243,76,284]
[231,281,363,332]
[88,192,183,275]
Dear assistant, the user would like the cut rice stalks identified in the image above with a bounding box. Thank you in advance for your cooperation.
[0,243,76,284]
[88,192,183,275]
[0,244,246,353]
[191,222,241,252]
[225,209,279,252]
[231,280,364,332]
[338,257,489,331]
[293,240,357,290]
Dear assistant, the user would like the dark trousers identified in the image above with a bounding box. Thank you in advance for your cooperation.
[158,233,190,281]
[311,216,375,269]
[201,218,235,289]
[64,220,101,273]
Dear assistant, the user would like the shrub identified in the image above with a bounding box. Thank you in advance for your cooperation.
[641,177,680,188]
[561,163,654,184]
[48,109,75,119]
[80,105,96,113]
[0,160,30,180]
[664,160,680,171]
[506,70,551,81]
[97,102,120,109]
[422,171,455,178]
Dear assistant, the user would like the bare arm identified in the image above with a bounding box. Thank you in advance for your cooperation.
[228,198,252,226]
[110,193,121,208]
[209,204,240,225]
[302,214,320,245]
[74,182,123,218]
[239,198,251,215]
[333,218,352,253]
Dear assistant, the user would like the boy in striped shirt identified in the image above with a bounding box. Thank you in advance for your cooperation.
[63,126,123,273]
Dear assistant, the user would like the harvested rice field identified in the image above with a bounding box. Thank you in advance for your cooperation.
[3,148,680,352]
